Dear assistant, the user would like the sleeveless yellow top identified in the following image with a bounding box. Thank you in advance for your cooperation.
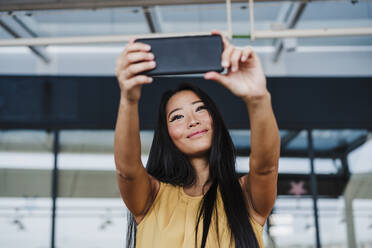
[136,181,264,248]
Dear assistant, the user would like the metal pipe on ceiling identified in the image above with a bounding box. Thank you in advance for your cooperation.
[226,0,233,40]
[249,0,255,41]
[0,28,372,46]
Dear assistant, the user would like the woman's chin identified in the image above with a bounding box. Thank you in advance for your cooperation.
[185,145,211,158]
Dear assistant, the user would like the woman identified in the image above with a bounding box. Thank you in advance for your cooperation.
[114,30,280,248]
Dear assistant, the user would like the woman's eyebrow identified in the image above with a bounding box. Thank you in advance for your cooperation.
[168,108,181,119]
[192,100,203,105]
[167,100,203,119]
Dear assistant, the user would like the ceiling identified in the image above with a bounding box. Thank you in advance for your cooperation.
[0,0,371,76]
[0,1,371,44]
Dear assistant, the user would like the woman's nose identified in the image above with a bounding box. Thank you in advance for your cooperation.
[189,119,200,128]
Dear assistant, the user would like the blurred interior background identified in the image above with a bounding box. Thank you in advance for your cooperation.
[0,0,372,247]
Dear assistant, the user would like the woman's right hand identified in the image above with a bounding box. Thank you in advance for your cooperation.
[115,38,156,104]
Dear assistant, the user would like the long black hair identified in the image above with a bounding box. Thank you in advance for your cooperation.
[126,83,259,248]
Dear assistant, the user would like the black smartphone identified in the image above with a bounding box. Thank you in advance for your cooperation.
[136,35,224,76]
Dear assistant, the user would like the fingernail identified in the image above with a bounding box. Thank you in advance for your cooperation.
[232,67,237,72]
[149,53,154,59]
[145,45,151,50]
[222,61,229,67]
[149,77,153,82]
[150,61,156,67]
[241,56,247,61]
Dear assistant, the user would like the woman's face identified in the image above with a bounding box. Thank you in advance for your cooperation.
[166,90,213,157]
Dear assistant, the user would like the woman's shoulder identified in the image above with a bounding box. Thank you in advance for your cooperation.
[135,177,166,226]
[150,175,161,196]
[149,177,177,201]
[148,177,178,201]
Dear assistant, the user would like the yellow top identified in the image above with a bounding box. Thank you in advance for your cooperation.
[136,181,264,248]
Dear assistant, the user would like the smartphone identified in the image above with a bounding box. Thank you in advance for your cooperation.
[136,35,224,76]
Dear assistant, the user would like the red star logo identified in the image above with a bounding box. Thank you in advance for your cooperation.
[288,181,307,197]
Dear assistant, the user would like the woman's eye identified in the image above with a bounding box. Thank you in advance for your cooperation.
[196,105,207,111]
[170,115,183,122]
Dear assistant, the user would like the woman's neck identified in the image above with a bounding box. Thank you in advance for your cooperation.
[188,156,210,187]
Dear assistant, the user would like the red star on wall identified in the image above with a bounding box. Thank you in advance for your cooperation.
[288,181,307,197]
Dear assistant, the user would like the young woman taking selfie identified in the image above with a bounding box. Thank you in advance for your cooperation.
[114,30,280,248]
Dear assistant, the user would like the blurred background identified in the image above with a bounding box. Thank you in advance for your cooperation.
[0,0,372,248]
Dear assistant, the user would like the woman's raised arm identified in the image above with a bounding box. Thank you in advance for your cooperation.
[114,39,159,222]
[244,92,280,221]
[204,30,280,225]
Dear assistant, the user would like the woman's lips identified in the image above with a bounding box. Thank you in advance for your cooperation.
[187,129,208,138]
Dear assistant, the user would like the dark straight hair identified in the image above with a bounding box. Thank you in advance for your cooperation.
[126,83,259,248]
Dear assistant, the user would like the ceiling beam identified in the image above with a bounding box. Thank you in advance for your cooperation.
[142,6,162,33]
[0,0,325,12]
[0,16,50,63]
[272,2,307,62]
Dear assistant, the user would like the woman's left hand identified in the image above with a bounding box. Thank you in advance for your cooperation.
[204,30,269,103]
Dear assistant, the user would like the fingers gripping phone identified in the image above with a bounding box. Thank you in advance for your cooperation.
[136,35,224,76]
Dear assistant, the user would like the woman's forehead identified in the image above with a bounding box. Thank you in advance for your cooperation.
[166,90,202,111]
